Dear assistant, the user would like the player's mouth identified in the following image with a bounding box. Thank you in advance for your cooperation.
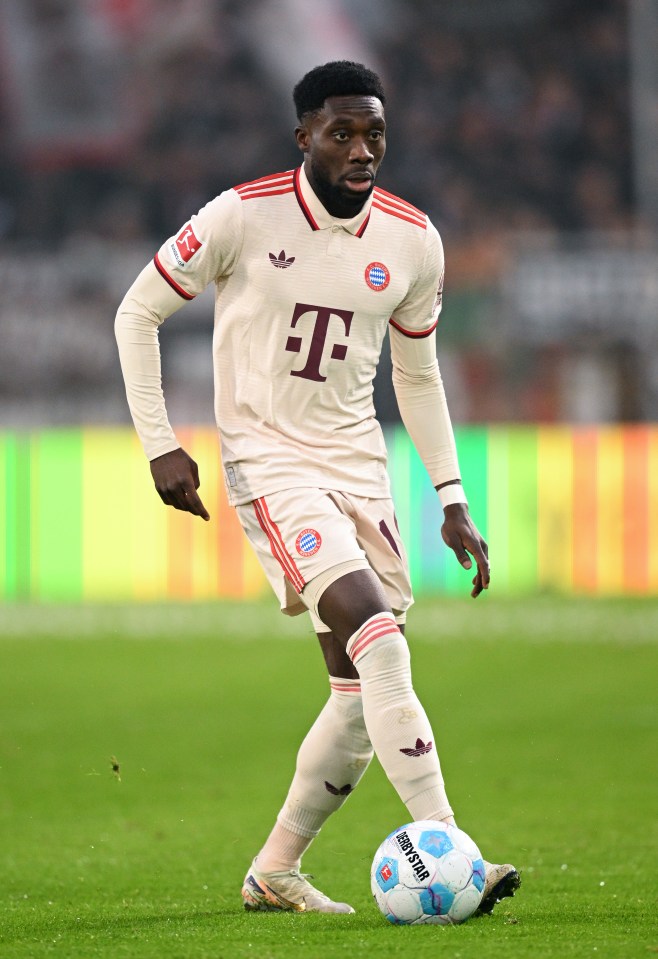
[344,171,374,192]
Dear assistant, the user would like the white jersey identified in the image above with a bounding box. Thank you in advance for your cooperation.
[152,165,444,506]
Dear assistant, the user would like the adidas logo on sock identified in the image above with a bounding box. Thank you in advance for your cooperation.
[400,738,433,757]
[324,781,353,796]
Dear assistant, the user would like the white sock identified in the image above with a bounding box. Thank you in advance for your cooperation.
[347,612,454,822]
[256,676,373,873]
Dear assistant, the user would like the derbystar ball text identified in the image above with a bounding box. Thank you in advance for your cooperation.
[394,831,431,882]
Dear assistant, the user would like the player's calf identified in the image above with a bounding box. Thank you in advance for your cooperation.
[346,612,454,822]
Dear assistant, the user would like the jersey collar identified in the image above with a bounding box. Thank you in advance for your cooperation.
[294,165,372,238]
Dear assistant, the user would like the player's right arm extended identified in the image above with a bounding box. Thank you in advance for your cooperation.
[114,260,185,460]
[115,262,211,520]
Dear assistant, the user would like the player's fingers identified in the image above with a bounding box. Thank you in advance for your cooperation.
[179,485,210,521]
[442,529,473,569]
[466,535,488,569]
[189,458,201,489]
[466,537,490,589]
[156,482,187,509]
[476,556,490,590]
[157,480,209,520]
[471,571,484,599]
[453,544,473,570]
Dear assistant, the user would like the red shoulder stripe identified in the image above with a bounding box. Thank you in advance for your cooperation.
[238,185,295,202]
[234,170,294,192]
[154,253,195,301]
[373,191,427,225]
[372,199,427,229]
[374,187,426,219]
[389,316,438,338]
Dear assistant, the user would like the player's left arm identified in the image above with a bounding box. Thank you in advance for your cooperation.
[390,225,489,598]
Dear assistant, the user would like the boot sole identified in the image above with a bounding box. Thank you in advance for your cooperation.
[476,868,521,915]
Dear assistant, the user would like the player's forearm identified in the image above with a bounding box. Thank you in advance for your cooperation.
[392,360,461,488]
[115,262,183,460]
[390,327,462,493]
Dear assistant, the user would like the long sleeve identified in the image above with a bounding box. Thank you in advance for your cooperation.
[390,328,461,489]
[114,260,186,460]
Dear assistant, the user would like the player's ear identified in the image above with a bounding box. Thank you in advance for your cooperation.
[295,125,310,154]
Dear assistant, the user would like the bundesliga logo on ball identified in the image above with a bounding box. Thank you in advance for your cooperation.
[371,820,485,925]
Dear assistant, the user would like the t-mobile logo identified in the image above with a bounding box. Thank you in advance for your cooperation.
[285,303,353,382]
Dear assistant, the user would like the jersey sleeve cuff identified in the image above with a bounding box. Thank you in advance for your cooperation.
[153,253,196,301]
[389,316,439,338]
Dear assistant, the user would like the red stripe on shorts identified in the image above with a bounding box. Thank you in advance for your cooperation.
[253,497,306,593]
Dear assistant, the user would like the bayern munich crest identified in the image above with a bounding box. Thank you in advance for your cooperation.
[365,261,390,291]
[295,528,322,556]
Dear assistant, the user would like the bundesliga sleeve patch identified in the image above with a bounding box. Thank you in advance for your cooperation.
[365,262,390,291]
[295,528,322,557]
[170,223,203,267]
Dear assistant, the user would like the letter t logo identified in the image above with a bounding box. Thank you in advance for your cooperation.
[285,303,353,382]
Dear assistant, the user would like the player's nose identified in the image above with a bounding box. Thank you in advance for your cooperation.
[349,138,374,162]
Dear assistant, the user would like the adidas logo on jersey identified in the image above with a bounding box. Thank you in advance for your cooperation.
[269,249,295,269]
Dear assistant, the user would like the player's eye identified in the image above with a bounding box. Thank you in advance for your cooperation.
[333,131,349,141]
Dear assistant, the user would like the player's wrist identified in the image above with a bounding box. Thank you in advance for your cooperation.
[435,481,468,509]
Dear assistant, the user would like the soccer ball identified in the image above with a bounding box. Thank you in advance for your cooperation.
[371,820,485,925]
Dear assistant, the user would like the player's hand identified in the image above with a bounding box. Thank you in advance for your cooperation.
[440,503,489,598]
[149,448,210,521]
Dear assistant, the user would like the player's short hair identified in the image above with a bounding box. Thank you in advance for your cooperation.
[293,61,386,122]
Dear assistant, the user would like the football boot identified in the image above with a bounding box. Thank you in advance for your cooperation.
[242,858,355,914]
[476,860,521,915]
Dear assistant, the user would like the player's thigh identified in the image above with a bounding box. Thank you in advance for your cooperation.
[235,488,370,618]
[348,493,414,619]
[308,493,414,644]
[302,494,413,637]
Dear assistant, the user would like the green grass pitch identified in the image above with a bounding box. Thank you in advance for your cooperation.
[1,597,656,959]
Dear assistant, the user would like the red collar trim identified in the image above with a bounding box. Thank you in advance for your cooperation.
[293,168,320,231]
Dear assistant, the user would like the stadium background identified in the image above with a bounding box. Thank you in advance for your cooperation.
[1,0,657,601]
[1,5,657,958]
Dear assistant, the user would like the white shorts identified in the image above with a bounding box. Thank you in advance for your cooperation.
[236,488,413,632]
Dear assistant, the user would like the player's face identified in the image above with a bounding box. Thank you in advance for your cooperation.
[295,95,386,218]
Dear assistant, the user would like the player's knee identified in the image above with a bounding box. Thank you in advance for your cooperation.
[317,630,360,680]
[345,611,410,671]
[309,565,392,642]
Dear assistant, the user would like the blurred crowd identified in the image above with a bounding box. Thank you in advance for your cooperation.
[1,0,653,425]
[0,0,633,252]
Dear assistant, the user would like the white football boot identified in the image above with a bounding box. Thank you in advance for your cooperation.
[241,858,355,914]
[476,860,521,914]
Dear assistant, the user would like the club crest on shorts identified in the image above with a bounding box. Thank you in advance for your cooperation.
[365,261,390,291]
[295,528,322,556]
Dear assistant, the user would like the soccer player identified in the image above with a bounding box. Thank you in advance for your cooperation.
[115,60,520,916]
